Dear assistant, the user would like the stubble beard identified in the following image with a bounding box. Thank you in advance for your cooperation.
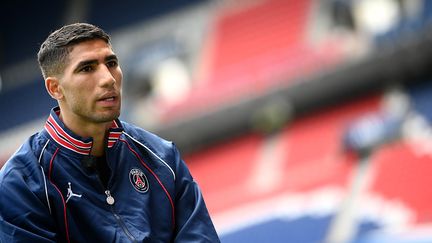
[93,110,120,123]
[73,104,121,124]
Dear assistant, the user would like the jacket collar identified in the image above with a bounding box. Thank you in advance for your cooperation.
[44,106,123,155]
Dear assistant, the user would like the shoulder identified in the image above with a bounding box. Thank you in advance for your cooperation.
[0,134,54,231]
[120,121,177,156]
[120,121,179,180]
[0,133,46,189]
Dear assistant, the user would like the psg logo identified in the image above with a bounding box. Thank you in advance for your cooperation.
[129,168,149,193]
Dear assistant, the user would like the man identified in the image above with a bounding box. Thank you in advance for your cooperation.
[0,23,220,242]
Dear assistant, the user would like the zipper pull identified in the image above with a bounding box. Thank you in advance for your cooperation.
[105,190,115,205]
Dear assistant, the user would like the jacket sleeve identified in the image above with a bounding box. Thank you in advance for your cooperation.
[0,156,57,242]
[171,144,220,242]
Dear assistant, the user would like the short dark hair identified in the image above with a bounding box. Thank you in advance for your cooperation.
[37,23,111,79]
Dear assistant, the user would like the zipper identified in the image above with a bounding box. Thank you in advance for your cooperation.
[105,190,115,205]
[105,190,137,243]
[95,148,137,242]
[94,173,137,243]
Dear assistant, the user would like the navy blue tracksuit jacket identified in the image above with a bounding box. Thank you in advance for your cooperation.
[0,107,220,242]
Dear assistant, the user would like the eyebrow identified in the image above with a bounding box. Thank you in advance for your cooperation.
[74,54,119,72]
[105,54,118,62]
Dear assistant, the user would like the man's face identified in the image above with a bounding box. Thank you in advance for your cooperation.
[58,39,122,125]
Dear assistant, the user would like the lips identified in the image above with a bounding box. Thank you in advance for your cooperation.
[97,92,118,101]
[97,92,119,106]
[99,96,115,102]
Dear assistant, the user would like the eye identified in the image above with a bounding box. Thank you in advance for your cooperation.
[79,65,94,73]
[106,60,118,68]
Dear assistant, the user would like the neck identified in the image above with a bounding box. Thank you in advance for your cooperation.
[59,113,112,157]
[89,129,108,157]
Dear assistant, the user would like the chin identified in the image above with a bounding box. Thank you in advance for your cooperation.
[94,110,120,123]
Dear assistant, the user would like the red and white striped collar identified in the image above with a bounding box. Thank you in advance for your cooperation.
[44,107,123,155]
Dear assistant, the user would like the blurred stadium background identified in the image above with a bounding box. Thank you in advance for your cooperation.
[1,0,432,242]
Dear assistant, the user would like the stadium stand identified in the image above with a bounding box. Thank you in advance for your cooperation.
[0,0,210,132]
[0,1,66,67]
[1,0,432,242]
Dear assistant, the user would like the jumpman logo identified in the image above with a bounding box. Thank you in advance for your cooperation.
[66,182,82,203]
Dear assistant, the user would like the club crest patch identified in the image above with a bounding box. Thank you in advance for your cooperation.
[129,168,149,193]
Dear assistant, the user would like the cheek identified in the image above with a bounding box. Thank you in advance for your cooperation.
[62,82,92,102]
[115,68,123,86]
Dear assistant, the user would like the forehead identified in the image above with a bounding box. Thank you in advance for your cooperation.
[67,39,115,66]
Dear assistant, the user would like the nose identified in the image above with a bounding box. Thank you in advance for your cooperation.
[98,64,116,87]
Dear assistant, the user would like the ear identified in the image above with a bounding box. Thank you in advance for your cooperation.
[45,77,64,100]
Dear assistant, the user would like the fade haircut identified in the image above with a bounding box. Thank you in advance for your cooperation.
[37,23,111,79]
